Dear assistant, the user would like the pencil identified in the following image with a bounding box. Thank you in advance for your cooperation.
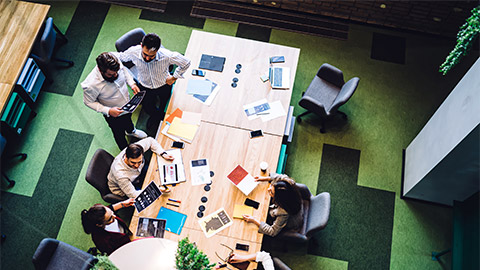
[168,198,181,203]
[166,203,179,207]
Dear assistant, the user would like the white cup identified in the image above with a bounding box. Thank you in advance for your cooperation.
[260,161,269,173]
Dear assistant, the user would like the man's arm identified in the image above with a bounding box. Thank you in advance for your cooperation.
[170,52,191,79]
[82,86,111,116]
[135,137,174,161]
[121,65,140,94]
[116,176,141,198]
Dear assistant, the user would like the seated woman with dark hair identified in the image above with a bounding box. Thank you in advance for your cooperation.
[81,198,135,255]
[242,173,303,237]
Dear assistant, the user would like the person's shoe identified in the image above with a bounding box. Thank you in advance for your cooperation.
[126,128,147,139]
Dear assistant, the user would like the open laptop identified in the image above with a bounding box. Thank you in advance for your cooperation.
[269,67,291,89]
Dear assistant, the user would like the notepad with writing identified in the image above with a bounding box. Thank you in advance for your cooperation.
[227,165,258,196]
[233,204,253,219]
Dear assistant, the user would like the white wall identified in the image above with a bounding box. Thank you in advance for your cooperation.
[403,57,480,205]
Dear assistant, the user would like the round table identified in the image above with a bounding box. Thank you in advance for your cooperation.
[109,238,177,270]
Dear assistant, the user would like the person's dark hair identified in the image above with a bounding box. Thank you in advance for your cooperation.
[81,204,107,234]
[96,52,120,73]
[125,143,144,159]
[273,180,302,215]
[142,33,161,51]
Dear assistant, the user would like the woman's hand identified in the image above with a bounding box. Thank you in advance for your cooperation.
[228,253,255,263]
[254,176,270,182]
[242,215,260,226]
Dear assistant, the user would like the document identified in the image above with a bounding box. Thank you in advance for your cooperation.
[193,80,220,106]
[157,149,186,185]
[167,117,199,143]
[181,111,202,126]
[260,100,286,122]
[136,217,166,238]
[243,98,270,120]
[165,108,183,125]
[161,124,181,141]
[190,159,211,186]
[134,181,163,213]
[186,79,213,95]
[227,165,258,196]
[232,204,254,219]
[198,208,232,238]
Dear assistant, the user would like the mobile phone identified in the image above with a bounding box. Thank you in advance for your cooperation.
[192,69,205,77]
[244,198,259,209]
[235,243,249,251]
[249,130,263,138]
[270,56,285,63]
[171,141,185,149]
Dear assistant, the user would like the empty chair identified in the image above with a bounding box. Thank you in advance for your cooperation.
[85,149,127,204]
[275,183,331,244]
[31,17,74,83]
[297,63,359,133]
[115,27,146,69]
[32,238,97,270]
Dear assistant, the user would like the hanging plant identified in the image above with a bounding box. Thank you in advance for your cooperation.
[439,6,480,75]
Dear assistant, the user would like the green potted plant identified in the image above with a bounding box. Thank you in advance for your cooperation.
[439,6,480,75]
[92,255,119,270]
[176,237,216,270]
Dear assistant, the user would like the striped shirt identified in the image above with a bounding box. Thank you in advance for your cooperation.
[115,45,191,89]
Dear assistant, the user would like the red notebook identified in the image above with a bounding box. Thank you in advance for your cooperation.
[227,165,258,196]
[165,108,183,125]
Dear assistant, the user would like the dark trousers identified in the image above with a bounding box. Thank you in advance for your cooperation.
[104,113,135,150]
[132,161,149,190]
[138,83,172,127]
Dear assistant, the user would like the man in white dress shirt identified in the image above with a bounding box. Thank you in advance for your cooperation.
[115,33,191,129]
[82,53,147,149]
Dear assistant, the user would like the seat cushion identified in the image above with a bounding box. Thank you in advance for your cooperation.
[301,76,340,115]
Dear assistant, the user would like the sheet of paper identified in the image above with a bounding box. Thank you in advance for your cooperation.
[190,159,211,186]
[168,117,199,143]
[186,79,213,95]
[260,100,286,122]
[181,111,202,126]
[198,208,233,238]
[243,98,269,120]
[232,204,254,219]
[161,124,181,141]
[158,149,187,185]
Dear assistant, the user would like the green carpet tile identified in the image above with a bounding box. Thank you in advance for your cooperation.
[43,1,110,96]
[1,129,93,269]
[236,23,272,42]
[308,144,395,270]
[139,1,205,28]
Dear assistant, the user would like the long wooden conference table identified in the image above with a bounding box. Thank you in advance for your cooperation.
[0,0,49,113]
[128,30,300,269]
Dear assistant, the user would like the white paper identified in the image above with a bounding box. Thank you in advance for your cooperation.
[157,149,186,185]
[161,124,181,141]
[186,79,213,95]
[261,101,286,122]
[181,111,202,125]
[235,174,258,196]
[204,84,220,106]
[243,98,269,120]
[190,159,211,186]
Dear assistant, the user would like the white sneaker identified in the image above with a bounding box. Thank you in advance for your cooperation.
[126,129,147,139]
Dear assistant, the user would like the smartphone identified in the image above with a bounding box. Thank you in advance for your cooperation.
[270,56,285,63]
[171,141,185,149]
[249,130,263,138]
[244,198,259,209]
[192,69,205,77]
[235,243,249,251]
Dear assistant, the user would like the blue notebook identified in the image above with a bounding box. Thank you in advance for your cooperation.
[157,207,187,235]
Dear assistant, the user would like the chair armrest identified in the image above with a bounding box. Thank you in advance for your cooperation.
[306,192,331,239]
[273,257,292,270]
[276,230,308,244]
[329,77,359,114]
[295,183,312,200]
[299,96,328,117]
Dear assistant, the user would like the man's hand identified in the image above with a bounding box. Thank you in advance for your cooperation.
[131,84,140,95]
[162,154,175,161]
[108,107,124,117]
[166,75,177,85]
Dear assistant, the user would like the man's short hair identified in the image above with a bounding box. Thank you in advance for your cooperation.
[96,52,120,73]
[126,143,144,159]
[142,33,161,52]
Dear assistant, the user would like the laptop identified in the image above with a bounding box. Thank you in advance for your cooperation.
[269,67,291,89]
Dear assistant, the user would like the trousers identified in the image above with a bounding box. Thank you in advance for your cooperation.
[104,113,135,150]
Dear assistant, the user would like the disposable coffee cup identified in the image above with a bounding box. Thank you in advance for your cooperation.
[260,162,269,173]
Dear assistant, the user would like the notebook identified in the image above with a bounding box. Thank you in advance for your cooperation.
[227,165,258,196]
[157,207,187,235]
[199,54,226,72]
[269,67,291,89]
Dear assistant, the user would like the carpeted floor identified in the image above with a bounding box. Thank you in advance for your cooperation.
[1,1,478,269]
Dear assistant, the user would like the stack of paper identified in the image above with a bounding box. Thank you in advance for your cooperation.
[232,204,254,219]
[227,165,258,196]
[243,99,286,122]
[163,110,201,143]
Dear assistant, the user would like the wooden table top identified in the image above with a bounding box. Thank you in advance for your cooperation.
[0,0,49,112]
[168,30,300,136]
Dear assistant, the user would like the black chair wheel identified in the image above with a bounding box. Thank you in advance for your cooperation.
[320,127,326,133]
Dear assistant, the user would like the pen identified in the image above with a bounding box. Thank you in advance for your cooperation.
[167,203,179,207]
[257,112,270,115]
[168,198,181,203]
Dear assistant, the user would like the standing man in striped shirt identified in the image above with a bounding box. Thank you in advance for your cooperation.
[115,33,191,130]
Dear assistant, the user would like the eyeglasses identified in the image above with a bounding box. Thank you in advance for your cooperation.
[215,243,234,269]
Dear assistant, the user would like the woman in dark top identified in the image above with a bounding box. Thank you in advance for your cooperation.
[243,173,303,237]
[81,198,135,255]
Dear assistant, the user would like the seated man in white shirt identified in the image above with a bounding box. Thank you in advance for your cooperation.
[82,52,147,150]
[108,137,174,198]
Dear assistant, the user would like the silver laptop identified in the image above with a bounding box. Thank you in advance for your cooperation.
[269,67,290,89]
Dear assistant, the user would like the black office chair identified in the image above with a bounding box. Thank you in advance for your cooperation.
[85,149,127,204]
[0,134,27,188]
[32,238,97,270]
[31,17,74,83]
[297,63,359,133]
[275,184,331,244]
[273,257,292,270]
